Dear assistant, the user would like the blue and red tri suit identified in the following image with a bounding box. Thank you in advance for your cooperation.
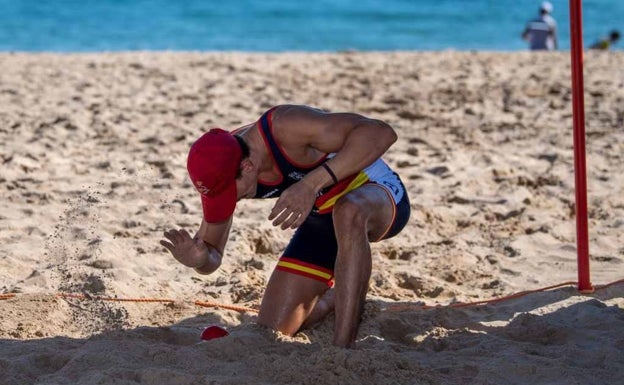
[252,107,410,285]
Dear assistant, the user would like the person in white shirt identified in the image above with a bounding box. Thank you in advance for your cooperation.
[522,1,558,51]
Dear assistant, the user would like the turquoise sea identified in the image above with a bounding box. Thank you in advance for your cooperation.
[0,0,622,52]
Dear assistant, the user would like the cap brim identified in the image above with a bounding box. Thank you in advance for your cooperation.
[200,180,237,223]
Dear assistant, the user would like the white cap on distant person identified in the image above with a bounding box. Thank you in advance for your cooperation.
[540,1,553,13]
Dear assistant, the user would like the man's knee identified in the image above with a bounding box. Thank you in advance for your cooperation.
[333,195,369,231]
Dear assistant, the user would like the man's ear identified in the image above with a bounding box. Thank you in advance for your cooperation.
[240,158,254,173]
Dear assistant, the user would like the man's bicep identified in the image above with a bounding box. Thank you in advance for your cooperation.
[278,106,368,151]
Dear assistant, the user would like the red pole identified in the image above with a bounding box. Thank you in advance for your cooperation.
[568,0,593,292]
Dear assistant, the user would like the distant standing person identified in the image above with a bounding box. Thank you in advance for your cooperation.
[590,30,620,50]
[522,1,558,51]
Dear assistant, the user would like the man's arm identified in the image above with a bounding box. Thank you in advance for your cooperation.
[161,216,233,275]
[267,105,397,229]
[273,105,398,192]
[522,25,530,41]
[193,217,232,274]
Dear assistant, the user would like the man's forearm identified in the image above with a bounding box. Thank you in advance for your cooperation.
[192,218,231,274]
[194,243,223,275]
[329,120,397,178]
[302,119,396,192]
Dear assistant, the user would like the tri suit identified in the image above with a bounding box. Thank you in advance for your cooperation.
[251,107,410,285]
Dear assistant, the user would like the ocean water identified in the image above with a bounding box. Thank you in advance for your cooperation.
[0,0,622,52]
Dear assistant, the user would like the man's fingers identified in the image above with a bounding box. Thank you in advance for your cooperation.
[290,213,308,229]
[271,209,293,227]
[163,229,190,245]
[271,204,311,228]
[163,231,176,243]
[278,211,302,230]
[180,229,192,240]
[164,231,180,244]
[269,200,288,221]
[270,188,313,228]
[160,240,175,253]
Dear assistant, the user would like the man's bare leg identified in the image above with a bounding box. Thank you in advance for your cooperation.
[332,185,394,348]
[257,270,328,336]
[300,288,335,330]
[333,227,371,347]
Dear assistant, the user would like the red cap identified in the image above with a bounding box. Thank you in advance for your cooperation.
[187,128,242,222]
[200,325,229,340]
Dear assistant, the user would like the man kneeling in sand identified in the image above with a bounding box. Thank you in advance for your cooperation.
[161,105,410,348]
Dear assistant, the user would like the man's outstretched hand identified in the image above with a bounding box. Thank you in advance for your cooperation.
[160,229,209,269]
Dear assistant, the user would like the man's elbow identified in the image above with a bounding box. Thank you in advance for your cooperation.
[194,261,220,275]
[377,120,398,146]
[389,127,398,144]
[356,118,397,152]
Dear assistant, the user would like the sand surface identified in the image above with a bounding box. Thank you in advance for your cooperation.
[1,51,623,384]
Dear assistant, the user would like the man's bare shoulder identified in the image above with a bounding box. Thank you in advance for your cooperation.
[270,105,328,143]
[272,104,327,122]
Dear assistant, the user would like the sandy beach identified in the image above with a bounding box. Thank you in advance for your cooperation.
[1,51,623,384]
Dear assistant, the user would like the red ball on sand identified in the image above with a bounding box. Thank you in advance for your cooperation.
[200,325,229,340]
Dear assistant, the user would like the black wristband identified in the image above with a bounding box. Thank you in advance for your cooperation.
[322,163,339,184]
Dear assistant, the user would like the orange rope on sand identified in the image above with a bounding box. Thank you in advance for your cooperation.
[593,278,624,290]
[382,279,623,312]
[0,293,258,313]
[1,279,622,315]
[444,281,578,309]
[55,293,176,303]
[55,293,258,313]
[0,291,259,314]
[194,300,258,313]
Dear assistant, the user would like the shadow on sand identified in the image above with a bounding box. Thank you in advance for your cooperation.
[1,283,623,385]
